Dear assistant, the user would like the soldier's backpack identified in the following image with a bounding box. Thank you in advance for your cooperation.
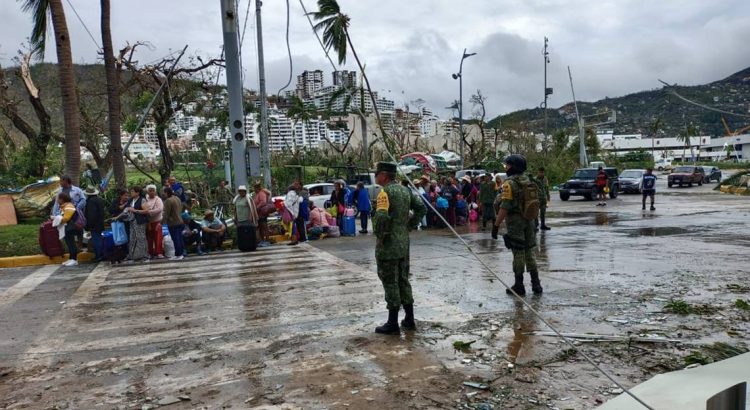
[512,179,540,221]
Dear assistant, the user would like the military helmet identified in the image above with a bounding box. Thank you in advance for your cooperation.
[503,154,527,175]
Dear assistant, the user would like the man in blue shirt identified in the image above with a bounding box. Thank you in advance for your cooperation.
[642,167,657,211]
[168,176,187,203]
[51,175,86,216]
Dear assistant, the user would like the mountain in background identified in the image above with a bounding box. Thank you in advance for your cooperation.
[487,67,750,138]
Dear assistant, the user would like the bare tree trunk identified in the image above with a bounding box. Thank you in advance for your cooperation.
[101,0,126,190]
[49,0,82,185]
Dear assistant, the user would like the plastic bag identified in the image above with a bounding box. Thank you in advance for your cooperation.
[163,235,175,258]
[111,221,128,245]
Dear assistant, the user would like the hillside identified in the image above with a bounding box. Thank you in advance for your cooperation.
[488,67,750,137]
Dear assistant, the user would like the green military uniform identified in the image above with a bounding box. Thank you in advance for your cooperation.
[373,179,426,310]
[529,175,550,229]
[478,180,497,227]
[500,174,538,276]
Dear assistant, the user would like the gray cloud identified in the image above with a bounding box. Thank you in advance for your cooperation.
[1,0,748,121]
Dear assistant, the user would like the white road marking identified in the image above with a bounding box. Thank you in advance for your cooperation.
[0,265,58,311]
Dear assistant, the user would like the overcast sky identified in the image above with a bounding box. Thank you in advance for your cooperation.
[1,0,748,119]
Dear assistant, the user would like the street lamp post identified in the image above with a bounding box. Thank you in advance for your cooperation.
[452,48,476,170]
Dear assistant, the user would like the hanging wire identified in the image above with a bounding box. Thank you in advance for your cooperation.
[659,79,750,119]
[297,0,654,408]
[63,0,101,50]
[276,0,294,96]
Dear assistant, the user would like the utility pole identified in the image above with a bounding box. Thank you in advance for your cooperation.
[220,0,248,188]
[452,49,476,169]
[255,0,272,189]
[542,37,552,155]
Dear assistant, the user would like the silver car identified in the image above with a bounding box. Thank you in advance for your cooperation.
[618,169,645,194]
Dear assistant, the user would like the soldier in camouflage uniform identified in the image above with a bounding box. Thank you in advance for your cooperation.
[530,167,551,231]
[493,155,543,296]
[373,162,427,334]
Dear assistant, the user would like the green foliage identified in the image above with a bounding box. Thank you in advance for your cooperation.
[452,340,476,352]
[735,299,750,310]
[0,144,64,188]
[0,223,40,257]
[663,299,693,315]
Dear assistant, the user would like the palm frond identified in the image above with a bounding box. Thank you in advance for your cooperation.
[309,0,350,65]
[20,0,51,59]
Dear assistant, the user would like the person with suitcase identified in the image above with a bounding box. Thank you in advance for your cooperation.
[233,185,258,252]
[55,192,82,267]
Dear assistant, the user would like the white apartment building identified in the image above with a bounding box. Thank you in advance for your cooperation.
[601,134,750,161]
[296,70,324,100]
[332,70,357,88]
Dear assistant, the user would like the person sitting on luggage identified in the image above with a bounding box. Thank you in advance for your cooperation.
[308,203,331,240]
[56,192,81,267]
[200,209,226,252]
[181,211,204,255]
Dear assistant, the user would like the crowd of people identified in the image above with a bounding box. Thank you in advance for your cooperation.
[51,175,274,267]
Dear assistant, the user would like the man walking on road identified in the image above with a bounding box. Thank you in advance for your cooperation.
[493,155,543,296]
[642,167,657,211]
[373,162,426,335]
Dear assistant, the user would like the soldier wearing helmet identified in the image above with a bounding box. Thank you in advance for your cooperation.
[492,154,543,296]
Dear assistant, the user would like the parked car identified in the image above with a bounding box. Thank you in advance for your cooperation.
[559,167,620,201]
[700,166,722,183]
[618,169,645,194]
[272,182,335,210]
[667,166,704,187]
[655,158,673,171]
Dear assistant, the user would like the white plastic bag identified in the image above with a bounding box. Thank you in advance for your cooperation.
[163,235,175,258]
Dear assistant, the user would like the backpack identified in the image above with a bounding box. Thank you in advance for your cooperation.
[512,179,540,221]
[73,209,87,231]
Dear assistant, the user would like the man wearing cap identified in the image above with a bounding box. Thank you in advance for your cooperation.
[83,185,106,262]
[372,162,426,335]
[201,209,226,252]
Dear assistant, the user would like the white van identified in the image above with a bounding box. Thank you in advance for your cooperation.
[655,158,673,171]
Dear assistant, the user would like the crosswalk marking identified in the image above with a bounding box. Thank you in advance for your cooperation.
[0,265,58,311]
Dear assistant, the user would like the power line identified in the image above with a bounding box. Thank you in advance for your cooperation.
[63,0,101,51]
[276,0,293,96]
[658,79,750,119]
[297,1,654,408]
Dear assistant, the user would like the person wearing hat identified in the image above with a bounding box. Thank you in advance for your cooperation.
[200,209,226,252]
[372,162,426,335]
[83,185,106,262]
[493,154,543,296]
[143,184,165,259]
[180,211,204,255]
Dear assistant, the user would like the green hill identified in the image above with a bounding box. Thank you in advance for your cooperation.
[488,67,750,137]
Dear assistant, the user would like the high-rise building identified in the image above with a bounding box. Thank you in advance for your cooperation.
[332,70,357,88]
[296,70,324,100]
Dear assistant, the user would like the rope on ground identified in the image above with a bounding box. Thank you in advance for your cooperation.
[298,1,654,408]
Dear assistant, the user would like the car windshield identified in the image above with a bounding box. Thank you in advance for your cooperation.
[673,167,694,173]
[573,169,597,179]
[620,171,642,178]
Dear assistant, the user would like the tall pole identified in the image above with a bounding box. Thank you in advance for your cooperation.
[542,37,551,155]
[220,0,248,188]
[454,48,475,169]
[256,0,272,189]
[568,66,587,167]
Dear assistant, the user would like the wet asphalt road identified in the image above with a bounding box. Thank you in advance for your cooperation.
[0,177,748,409]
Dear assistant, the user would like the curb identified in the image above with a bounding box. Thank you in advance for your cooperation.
[0,252,95,269]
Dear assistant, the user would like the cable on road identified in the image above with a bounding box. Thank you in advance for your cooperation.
[298,1,655,408]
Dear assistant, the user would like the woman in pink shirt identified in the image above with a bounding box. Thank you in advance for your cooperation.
[308,204,331,239]
[143,184,165,258]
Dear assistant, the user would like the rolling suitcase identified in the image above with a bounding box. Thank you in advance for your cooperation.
[237,224,257,252]
[39,220,64,257]
[102,231,127,264]
[342,215,356,236]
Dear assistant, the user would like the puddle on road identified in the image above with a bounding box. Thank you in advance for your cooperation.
[621,227,692,237]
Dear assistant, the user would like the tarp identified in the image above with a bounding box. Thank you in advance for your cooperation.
[0,195,17,226]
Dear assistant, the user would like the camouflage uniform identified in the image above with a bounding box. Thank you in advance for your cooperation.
[500,174,538,276]
[373,182,426,310]
[529,175,550,229]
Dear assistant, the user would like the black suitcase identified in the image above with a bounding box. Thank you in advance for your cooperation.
[237,224,257,252]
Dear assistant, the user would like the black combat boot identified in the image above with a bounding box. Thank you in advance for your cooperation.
[375,308,401,335]
[491,225,499,240]
[401,304,416,330]
[530,270,543,295]
[505,275,526,296]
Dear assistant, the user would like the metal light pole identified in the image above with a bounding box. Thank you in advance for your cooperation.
[220,0,248,189]
[255,0,272,189]
[542,37,552,154]
[452,48,476,169]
